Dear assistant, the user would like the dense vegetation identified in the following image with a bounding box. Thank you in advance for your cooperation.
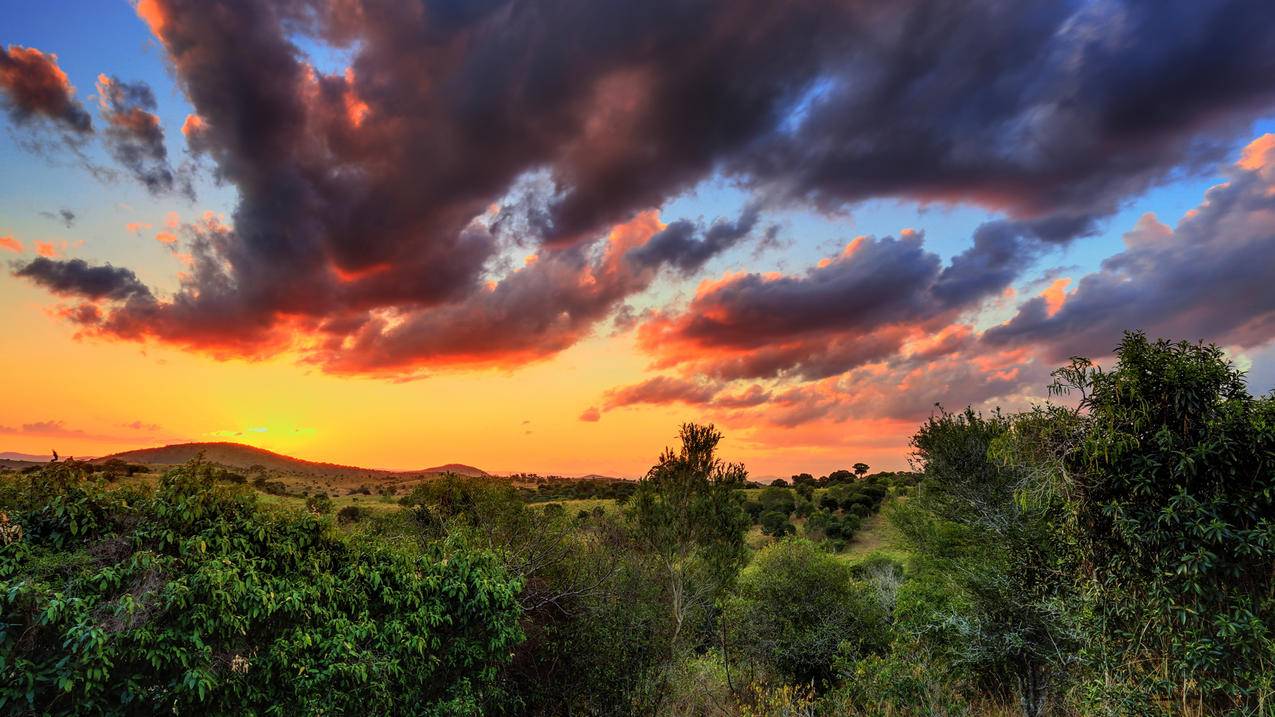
[1,331,1272,715]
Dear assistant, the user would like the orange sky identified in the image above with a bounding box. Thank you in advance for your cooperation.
[0,275,910,476]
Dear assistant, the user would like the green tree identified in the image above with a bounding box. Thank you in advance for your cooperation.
[1057,332,1275,712]
[759,510,795,537]
[629,423,750,653]
[757,485,796,516]
[897,406,1079,717]
[853,462,870,478]
[725,538,886,684]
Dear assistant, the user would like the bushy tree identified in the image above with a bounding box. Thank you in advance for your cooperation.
[725,538,886,684]
[1058,332,1275,712]
[759,510,795,537]
[629,424,750,651]
[897,407,1079,717]
[757,485,796,516]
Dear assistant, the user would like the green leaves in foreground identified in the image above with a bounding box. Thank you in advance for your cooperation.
[0,464,523,715]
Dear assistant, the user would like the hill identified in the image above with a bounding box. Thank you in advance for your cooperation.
[94,442,487,479]
[0,451,55,462]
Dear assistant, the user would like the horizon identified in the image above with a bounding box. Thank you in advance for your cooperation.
[4,1,1275,478]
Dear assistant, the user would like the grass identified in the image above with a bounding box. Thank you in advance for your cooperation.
[533,497,618,514]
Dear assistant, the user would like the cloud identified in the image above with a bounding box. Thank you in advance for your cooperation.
[95,74,191,197]
[733,1,1275,231]
[633,224,1027,382]
[13,257,153,301]
[33,240,63,258]
[603,376,720,409]
[578,407,601,422]
[984,133,1275,361]
[626,206,767,275]
[39,209,76,228]
[0,236,21,253]
[18,0,1275,377]
[0,45,92,133]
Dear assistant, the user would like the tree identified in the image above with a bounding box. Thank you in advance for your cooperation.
[759,510,795,537]
[629,424,750,652]
[897,407,1079,717]
[1056,332,1275,712]
[790,473,817,487]
[853,462,870,478]
[757,485,796,516]
[725,538,886,684]
[0,463,523,715]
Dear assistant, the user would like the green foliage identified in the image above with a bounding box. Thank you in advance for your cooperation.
[757,486,796,516]
[1059,332,1275,713]
[304,492,333,514]
[759,510,795,537]
[726,538,887,684]
[629,424,750,649]
[0,463,523,715]
[336,505,363,524]
[900,406,1080,716]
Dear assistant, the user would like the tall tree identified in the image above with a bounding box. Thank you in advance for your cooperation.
[1057,332,1275,712]
[897,407,1080,717]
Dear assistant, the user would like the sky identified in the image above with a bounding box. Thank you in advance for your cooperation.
[2,0,1275,477]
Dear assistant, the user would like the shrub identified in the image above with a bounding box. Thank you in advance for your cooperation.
[0,464,523,715]
[726,538,887,684]
[305,492,333,514]
[757,486,796,516]
[759,510,795,537]
[1060,333,1275,712]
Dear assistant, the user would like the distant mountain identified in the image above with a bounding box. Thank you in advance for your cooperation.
[94,442,487,479]
[0,451,55,462]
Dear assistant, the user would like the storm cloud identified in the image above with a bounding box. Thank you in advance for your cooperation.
[12,0,1275,378]
[984,134,1275,361]
[14,257,153,301]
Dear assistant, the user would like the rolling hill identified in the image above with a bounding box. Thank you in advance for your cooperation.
[0,451,56,462]
[94,442,487,479]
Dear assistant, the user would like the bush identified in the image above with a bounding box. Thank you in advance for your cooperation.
[757,486,796,516]
[1061,333,1275,711]
[305,492,333,514]
[759,510,795,537]
[0,464,523,715]
[725,538,887,684]
[336,505,363,523]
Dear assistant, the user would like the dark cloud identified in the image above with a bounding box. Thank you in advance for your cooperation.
[635,226,1023,382]
[95,75,191,197]
[735,0,1275,231]
[18,0,1275,376]
[984,135,1275,361]
[0,45,92,133]
[39,209,77,228]
[13,257,153,301]
[626,206,765,275]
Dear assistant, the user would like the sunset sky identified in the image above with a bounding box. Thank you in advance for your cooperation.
[3,0,1275,477]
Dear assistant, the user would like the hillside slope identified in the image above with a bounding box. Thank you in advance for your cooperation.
[95,442,487,478]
